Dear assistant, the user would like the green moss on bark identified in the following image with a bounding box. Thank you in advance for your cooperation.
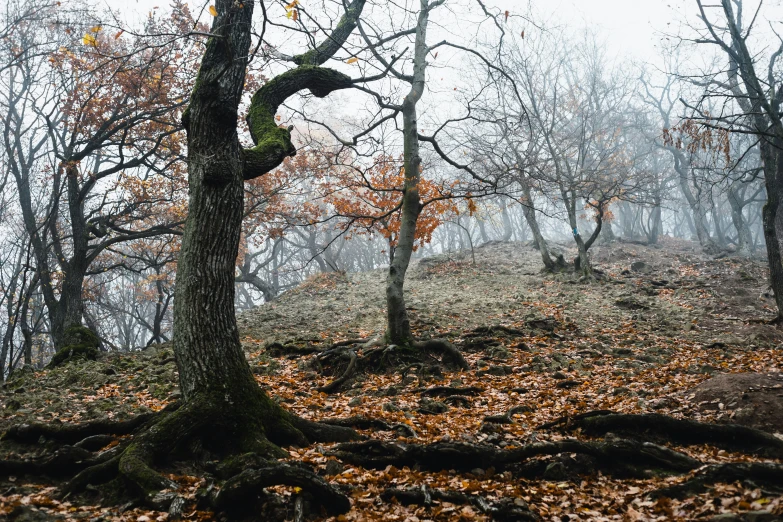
[48,326,100,368]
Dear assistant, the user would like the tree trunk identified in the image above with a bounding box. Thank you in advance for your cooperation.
[674,154,716,251]
[500,201,514,241]
[760,139,783,321]
[519,194,559,271]
[728,183,753,256]
[385,0,435,345]
[648,198,662,245]
[171,0,364,445]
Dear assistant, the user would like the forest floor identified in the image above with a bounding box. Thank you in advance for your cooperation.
[2,238,783,521]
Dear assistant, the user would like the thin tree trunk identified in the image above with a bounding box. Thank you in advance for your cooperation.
[519,193,559,271]
[500,201,514,241]
[728,183,753,256]
[385,0,436,345]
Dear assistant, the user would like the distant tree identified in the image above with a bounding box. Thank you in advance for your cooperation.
[687,0,783,317]
[1,2,192,353]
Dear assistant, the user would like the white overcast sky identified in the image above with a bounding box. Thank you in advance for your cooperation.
[121,0,686,61]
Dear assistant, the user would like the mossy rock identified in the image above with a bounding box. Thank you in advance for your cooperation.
[48,326,101,368]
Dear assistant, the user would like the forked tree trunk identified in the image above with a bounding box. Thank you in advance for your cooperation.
[674,154,716,252]
[173,0,364,434]
[385,0,436,345]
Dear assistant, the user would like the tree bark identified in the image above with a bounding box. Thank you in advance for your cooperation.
[385,0,438,345]
[728,183,754,256]
[173,0,365,439]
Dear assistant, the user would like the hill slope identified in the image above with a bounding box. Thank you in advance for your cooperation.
[2,239,783,521]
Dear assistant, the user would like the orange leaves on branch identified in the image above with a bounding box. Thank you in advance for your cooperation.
[663,119,731,164]
[466,198,477,216]
[285,0,299,20]
[346,57,359,64]
[505,10,509,21]
[208,5,218,16]
[323,154,456,249]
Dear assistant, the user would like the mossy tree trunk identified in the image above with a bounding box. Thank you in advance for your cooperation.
[172,0,364,447]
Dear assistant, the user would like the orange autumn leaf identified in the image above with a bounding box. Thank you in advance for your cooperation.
[346,57,359,64]
[208,5,218,16]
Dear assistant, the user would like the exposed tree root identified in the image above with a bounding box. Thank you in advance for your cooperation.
[213,461,350,516]
[382,486,539,521]
[3,389,359,517]
[316,348,358,393]
[419,385,484,397]
[1,410,163,445]
[308,336,469,393]
[1,445,106,478]
[320,415,417,438]
[541,411,783,458]
[649,463,783,500]
[484,405,532,424]
[330,437,700,478]
[413,339,470,370]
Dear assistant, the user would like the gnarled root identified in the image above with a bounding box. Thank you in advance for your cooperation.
[383,486,539,521]
[330,437,701,479]
[52,391,356,515]
[541,411,783,458]
[413,339,470,370]
[1,411,162,445]
[213,461,350,516]
[649,463,783,500]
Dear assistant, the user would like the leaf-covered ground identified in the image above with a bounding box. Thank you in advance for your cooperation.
[2,239,783,521]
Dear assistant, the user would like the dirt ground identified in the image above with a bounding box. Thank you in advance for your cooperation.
[2,238,783,521]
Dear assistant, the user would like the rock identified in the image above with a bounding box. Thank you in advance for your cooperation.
[615,296,649,310]
[685,373,783,433]
[478,365,514,377]
[47,326,101,368]
[4,398,21,411]
[348,396,363,407]
[543,461,569,481]
[526,316,557,332]
[630,261,651,273]
[6,506,54,521]
[325,459,344,476]
[382,402,400,413]
[552,371,567,380]
[417,398,449,414]
[650,397,680,410]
